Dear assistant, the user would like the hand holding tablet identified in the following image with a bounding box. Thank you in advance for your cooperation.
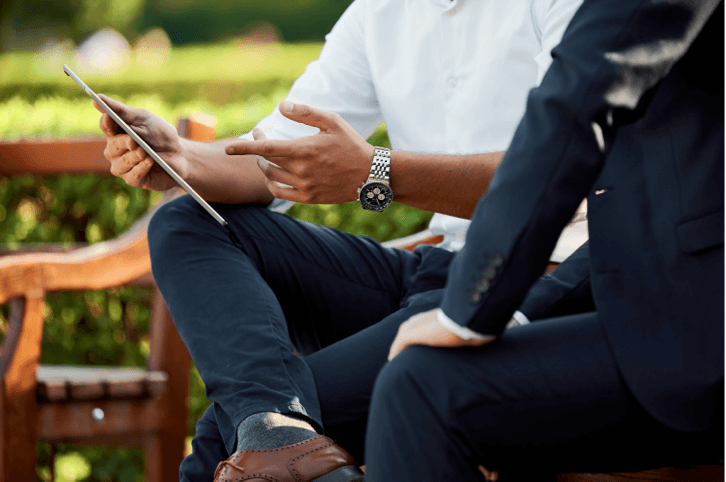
[63,64,228,226]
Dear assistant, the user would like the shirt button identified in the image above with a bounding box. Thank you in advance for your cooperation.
[448,77,458,88]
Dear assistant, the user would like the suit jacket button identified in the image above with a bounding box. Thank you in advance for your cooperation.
[482,265,496,280]
[470,290,482,303]
[490,254,504,267]
[476,279,490,292]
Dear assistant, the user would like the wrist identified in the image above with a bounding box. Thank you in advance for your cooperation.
[357,145,394,211]
[175,137,196,184]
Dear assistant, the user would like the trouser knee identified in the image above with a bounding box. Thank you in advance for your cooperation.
[371,346,443,420]
[147,196,267,272]
[148,195,212,261]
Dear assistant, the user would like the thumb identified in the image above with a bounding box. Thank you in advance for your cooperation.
[252,127,269,140]
[96,94,138,124]
[277,101,340,132]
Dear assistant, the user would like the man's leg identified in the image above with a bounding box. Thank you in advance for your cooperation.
[307,288,448,464]
[148,195,416,454]
[365,313,722,481]
[179,404,230,482]
[177,290,448,482]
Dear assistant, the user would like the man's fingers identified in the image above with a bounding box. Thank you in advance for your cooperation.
[263,178,303,203]
[388,335,411,360]
[257,156,298,188]
[387,310,496,361]
[96,94,140,136]
[388,322,413,360]
[277,100,341,131]
[96,94,143,125]
[99,112,121,137]
[104,133,137,159]
[252,127,268,140]
[121,157,155,188]
[110,146,150,177]
[226,139,298,159]
[478,465,499,482]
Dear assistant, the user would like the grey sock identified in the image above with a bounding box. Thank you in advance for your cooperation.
[235,412,318,452]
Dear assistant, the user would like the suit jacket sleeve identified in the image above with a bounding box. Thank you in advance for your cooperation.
[518,241,594,321]
[440,0,722,335]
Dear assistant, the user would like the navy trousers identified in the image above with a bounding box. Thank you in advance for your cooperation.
[364,314,723,481]
[147,195,454,481]
[149,196,720,481]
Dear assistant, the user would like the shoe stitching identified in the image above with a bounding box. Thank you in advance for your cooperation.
[288,441,336,481]
[215,464,284,482]
[216,437,331,482]
[233,435,326,455]
[238,473,284,482]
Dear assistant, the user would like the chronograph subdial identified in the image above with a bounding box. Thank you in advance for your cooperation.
[358,181,394,212]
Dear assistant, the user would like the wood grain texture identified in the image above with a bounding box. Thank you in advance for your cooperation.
[0,295,45,480]
[0,137,108,176]
[557,464,724,481]
[0,117,211,480]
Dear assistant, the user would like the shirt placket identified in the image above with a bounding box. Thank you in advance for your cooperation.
[440,7,465,151]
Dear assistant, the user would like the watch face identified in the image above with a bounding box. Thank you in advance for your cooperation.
[359,181,394,212]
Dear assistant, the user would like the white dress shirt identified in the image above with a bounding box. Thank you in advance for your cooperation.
[246,0,588,337]
[256,0,584,244]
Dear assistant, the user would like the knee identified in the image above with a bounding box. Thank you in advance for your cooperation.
[367,347,449,455]
[147,198,271,277]
[371,347,438,414]
[148,195,205,256]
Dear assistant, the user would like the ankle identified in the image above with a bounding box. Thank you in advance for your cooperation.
[236,412,318,452]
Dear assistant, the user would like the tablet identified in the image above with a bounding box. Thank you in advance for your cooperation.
[63,64,228,226]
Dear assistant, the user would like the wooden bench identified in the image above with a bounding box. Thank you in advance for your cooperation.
[0,117,214,480]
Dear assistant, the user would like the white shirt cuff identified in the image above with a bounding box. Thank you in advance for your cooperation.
[512,310,531,326]
[436,309,495,341]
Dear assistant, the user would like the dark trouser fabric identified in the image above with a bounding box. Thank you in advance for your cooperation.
[147,195,453,481]
[364,313,724,481]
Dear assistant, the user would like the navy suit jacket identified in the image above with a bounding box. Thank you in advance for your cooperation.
[440,0,723,432]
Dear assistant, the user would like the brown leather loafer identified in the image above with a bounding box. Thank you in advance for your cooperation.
[213,435,365,482]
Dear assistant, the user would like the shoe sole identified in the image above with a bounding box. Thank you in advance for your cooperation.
[312,465,365,482]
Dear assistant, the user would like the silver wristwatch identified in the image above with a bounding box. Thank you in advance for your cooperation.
[357,146,394,212]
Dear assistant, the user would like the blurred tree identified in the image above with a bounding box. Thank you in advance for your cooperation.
[140,0,354,44]
[0,0,77,51]
[0,0,355,52]
[73,0,146,40]
[0,0,146,51]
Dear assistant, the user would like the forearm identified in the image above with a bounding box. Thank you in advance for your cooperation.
[181,138,275,205]
[225,103,502,212]
[389,150,503,219]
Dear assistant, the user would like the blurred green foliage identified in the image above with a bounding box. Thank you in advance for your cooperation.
[0,41,326,141]
[0,41,325,91]
[0,40,432,481]
[0,0,354,52]
[141,0,354,45]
